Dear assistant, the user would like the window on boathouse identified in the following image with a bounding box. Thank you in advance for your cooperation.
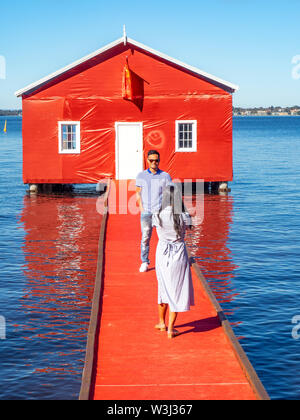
[58,122,81,154]
[175,120,197,152]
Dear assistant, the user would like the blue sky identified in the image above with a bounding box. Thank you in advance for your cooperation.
[1,0,300,108]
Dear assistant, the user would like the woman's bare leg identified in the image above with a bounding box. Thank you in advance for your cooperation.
[157,303,168,327]
[168,311,178,334]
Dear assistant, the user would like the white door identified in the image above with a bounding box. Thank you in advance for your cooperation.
[115,122,143,180]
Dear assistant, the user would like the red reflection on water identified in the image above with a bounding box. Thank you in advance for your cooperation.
[18,194,102,344]
[17,191,236,379]
[185,194,238,306]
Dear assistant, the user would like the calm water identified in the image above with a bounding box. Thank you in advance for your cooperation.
[0,115,299,400]
[187,116,300,400]
[0,116,101,399]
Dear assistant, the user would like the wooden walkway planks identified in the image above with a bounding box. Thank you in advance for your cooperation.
[80,182,269,400]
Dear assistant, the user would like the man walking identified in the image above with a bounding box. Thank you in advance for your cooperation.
[136,150,172,272]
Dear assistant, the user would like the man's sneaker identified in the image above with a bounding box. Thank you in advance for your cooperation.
[139,262,149,273]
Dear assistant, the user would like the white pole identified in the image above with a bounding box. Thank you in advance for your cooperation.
[123,25,127,45]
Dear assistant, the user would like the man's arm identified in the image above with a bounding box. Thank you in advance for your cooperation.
[166,173,173,186]
[136,187,144,213]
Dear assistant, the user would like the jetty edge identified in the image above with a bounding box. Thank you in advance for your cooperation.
[189,257,270,400]
[79,205,108,401]
[79,187,269,401]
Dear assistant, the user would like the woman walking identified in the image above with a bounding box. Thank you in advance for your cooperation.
[152,185,194,338]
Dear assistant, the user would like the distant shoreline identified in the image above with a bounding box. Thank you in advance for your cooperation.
[233,114,300,117]
[1,114,300,118]
[233,106,300,117]
[0,110,22,116]
[1,109,300,118]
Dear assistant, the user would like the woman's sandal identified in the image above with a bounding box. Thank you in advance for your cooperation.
[167,329,180,339]
[155,324,167,331]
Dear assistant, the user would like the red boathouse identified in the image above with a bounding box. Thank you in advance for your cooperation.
[15,33,238,191]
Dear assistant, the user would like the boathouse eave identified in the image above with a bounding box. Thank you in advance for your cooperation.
[14,37,239,98]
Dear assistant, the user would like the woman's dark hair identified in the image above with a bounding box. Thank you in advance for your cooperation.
[158,185,190,239]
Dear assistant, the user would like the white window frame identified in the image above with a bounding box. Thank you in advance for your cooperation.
[58,121,81,154]
[175,120,197,152]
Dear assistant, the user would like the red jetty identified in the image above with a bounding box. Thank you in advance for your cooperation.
[79,182,269,401]
[16,34,238,189]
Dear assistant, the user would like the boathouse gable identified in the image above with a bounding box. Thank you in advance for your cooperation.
[17,38,237,185]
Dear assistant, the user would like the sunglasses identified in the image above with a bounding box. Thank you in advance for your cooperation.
[148,159,159,163]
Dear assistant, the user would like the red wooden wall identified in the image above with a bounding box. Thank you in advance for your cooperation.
[22,43,233,184]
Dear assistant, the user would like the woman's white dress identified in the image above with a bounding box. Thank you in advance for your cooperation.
[152,207,194,312]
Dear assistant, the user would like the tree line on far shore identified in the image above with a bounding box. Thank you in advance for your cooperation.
[233,105,300,115]
[0,110,22,116]
[2,106,300,117]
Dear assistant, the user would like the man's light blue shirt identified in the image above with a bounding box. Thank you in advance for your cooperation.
[136,169,172,213]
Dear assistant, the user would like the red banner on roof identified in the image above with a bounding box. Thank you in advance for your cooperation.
[122,60,133,101]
